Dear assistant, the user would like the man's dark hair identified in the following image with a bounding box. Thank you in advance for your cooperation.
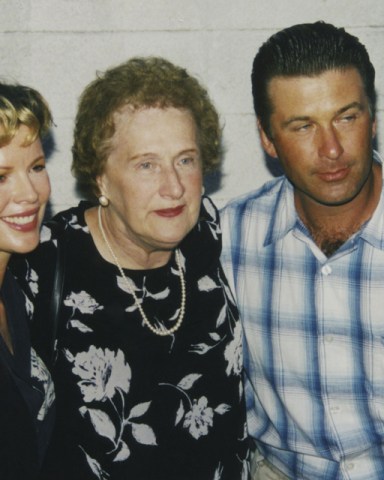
[252,21,376,137]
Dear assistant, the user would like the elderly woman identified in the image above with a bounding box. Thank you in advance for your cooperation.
[0,84,55,479]
[16,57,249,479]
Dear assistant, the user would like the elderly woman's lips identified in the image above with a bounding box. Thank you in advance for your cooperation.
[155,206,185,217]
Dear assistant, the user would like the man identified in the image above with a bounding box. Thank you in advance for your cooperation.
[221,21,384,479]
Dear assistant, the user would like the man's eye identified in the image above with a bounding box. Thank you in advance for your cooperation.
[341,114,357,122]
[295,123,311,132]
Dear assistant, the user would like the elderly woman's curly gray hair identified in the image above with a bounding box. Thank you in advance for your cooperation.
[72,57,222,200]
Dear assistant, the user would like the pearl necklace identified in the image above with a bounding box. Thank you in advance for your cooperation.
[98,206,186,336]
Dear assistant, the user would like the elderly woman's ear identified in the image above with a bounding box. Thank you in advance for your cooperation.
[96,175,109,207]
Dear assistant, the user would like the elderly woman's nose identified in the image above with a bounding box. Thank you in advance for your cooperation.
[160,166,185,198]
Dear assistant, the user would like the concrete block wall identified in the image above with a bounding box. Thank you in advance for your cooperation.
[1,0,384,212]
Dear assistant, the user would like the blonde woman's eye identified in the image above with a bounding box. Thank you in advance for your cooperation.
[32,164,46,172]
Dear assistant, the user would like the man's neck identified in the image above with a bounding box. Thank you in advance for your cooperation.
[295,163,382,256]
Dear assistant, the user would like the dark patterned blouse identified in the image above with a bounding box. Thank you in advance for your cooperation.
[16,197,249,480]
[0,270,55,479]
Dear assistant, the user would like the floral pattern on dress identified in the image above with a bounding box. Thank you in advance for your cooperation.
[64,291,103,333]
[30,347,55,421]
[65,345,157,469]
[65,346,131,402]
[64,291,104,316]
[16,199,249,480]
[224,321,243,377]
[158,372,231,440]
[61,270,248,478]
[65,336,237,469]
[25,263,39,296]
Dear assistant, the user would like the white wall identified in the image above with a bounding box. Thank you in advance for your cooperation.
[1,0,383,212]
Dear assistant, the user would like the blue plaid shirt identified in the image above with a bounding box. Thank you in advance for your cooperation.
[221,152,384,479]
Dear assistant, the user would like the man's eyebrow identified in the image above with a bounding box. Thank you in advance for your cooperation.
[335,101,364,116]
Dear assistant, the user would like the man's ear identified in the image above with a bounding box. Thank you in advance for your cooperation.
[372,116,377,139]
[257,119,278,158]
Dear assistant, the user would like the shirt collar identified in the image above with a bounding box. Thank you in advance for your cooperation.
[360,150,384,249]
[264,179,297,247]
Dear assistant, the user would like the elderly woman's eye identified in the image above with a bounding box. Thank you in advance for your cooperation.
[180,157,194,166]
[139,161,153,170]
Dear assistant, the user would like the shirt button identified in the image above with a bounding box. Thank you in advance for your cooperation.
[330,405,341,413]
[321,265,332,275]
[325,335,334,343]
[346,463,355,471]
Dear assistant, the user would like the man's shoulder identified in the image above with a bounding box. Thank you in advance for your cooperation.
[221,176,286,217]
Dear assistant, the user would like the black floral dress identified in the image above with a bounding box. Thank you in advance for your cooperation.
[15,197,249,480]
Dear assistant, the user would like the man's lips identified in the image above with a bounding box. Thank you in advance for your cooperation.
[1,209,39,231]
[316,167,350,182]
[154,206,185,217]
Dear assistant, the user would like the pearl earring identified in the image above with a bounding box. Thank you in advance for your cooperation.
[98,195,109,207]
[202,186,206,196]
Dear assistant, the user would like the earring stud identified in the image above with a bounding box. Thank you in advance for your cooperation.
[98,195,109,207]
